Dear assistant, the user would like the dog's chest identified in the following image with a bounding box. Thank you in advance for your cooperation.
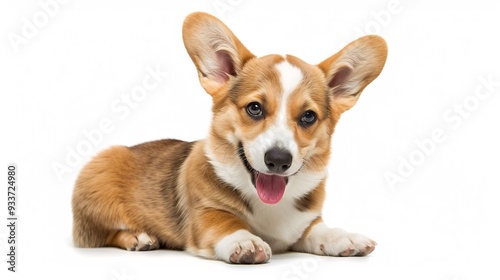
[245,198,318,252]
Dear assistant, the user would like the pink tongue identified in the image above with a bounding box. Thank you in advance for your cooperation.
[256,173,286,204]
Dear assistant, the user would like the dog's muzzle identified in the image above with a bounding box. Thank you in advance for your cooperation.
[238,143,290,204]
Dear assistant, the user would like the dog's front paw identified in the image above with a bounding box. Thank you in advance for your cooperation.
[320,230,376,257]
[294,223,376,257]
[215,230,272,264]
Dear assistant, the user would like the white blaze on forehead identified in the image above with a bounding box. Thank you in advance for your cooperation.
[274,59,303,150]
[246,59,304,175]
[275,59,303,102]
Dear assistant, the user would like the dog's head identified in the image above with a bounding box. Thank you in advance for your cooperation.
[183,12,387,205]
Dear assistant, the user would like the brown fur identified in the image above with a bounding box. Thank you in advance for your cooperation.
[72,140,195,249]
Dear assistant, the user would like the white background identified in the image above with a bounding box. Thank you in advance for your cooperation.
[1,0,500,279]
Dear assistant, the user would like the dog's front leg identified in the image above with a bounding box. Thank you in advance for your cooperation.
[292,219,376,257]
[187,209,272,264]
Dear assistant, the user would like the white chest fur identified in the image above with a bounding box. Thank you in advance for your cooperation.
[243,172,325,252]
[205,143,326,252]
[246,196,319,252]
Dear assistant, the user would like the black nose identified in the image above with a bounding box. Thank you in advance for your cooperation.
[264,148,292,174]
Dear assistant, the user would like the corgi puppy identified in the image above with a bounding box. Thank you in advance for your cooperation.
[72,12,387,264]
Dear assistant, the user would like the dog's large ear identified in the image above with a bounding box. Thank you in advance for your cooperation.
[318,35,387,114]
[183,12,255,96]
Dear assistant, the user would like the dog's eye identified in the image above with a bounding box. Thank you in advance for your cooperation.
[299,110,317,127]
[246,102,264,119]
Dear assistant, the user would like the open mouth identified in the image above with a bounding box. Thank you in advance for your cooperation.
[238,143,288,204]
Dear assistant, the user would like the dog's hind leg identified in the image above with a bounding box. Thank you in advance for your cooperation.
[106,230,160,251]
[72,215,110,248]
